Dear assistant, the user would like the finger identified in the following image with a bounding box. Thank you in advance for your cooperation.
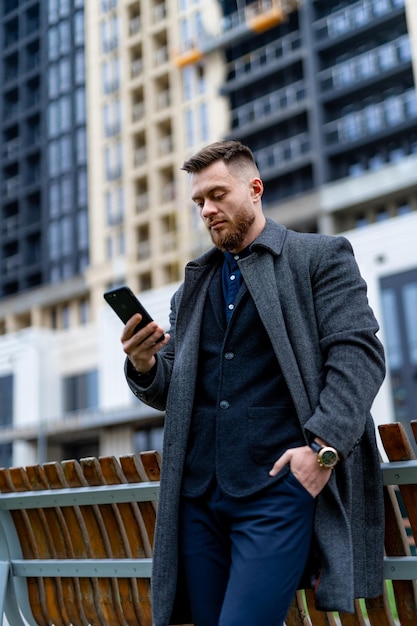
[269,451,290,477]
[121,313,143,340]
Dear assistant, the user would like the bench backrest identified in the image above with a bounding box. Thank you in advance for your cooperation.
[0,451,162,626]
[0,421,416,626]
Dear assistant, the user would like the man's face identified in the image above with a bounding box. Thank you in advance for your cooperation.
[190,160,263,253]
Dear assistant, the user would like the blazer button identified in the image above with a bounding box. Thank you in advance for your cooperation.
[219,400,230,410]
[224,352,234,360]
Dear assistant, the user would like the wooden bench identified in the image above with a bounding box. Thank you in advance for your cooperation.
[0,421,416,625]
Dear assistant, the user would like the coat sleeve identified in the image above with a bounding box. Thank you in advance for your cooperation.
[303,236,385,458]
[124,286,182,411]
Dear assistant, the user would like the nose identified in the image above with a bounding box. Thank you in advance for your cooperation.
[201,199,218,219]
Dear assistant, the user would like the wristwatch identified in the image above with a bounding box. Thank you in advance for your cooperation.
[310,441,339,469]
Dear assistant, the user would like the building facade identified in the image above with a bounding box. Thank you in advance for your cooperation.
[0,0,416,466]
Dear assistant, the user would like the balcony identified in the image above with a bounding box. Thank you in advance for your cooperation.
[224,31,302,88]
[4,175,21,198]
[231,80,306,130]
[315,0,405,42]
[324,88,417,146]
[319,35,412,93]
[254,132,311,171]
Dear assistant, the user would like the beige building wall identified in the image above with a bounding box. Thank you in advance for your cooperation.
[85,0,229,324]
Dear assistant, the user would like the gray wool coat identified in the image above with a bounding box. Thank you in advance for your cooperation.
[126,219,386,625]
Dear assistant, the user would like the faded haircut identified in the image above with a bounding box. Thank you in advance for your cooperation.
[181,140,259,176]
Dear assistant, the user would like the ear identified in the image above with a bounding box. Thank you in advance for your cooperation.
[251,177,263,200]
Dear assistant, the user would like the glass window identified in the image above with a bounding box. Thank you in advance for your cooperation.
[77,209,88,249]
[60,96,72,132]
[403,283,417,364]
[49,182,60,217]
[48,0,59,24]
[74,11,85,46]
[118,231,125,255]
[48,221,60,260]
[76,127,87,163]
[397,203,411,216]
[381,289,402,368]
[398,35,411,62]
[61,175,72,213]
[374,0,390,16]
[62,260,73,279]
[364,103,384,133]
[63,370,99,412]
[185,108,194,147]
[358,52,376,78]
[106,235,113,259]
[342,111,362,141]
[117,184,124,218]
[199,102,209,142]
[60,135,72,172]
[405,90,417,118]
[379,44,396,70]
[62,304,70,328]
[183,66,193,100]
[0,375,13,427]
[75,49,85,84]
[59,57,71,92]
[134,427,164,453]
[78,169,88,206]
[48,102,59,137]
[48,27,59,60]
[61,216,73,254]
[79,299,89,325]
[59,0,70,18]
[49,64,59,98]
[48,141,60,175]
[75,87,86,123]
[59,21,71,55]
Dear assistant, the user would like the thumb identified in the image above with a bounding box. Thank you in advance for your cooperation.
[269,450,290,477]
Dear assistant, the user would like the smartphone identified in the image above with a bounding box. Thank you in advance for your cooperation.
[103,286,165,341]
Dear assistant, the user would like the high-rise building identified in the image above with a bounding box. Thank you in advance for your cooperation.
[0,0,89,335]
[0,0,416,465]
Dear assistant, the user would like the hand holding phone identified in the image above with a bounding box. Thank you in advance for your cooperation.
[103,286,165,342]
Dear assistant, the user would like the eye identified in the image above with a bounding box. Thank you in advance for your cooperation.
[213,193,225,201]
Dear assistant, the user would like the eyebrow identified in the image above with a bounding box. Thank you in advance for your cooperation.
[191,185,228,203]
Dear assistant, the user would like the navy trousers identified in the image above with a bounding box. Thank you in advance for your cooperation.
[179,473,315,626]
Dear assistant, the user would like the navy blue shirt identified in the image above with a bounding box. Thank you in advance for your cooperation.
[222,246,251,323]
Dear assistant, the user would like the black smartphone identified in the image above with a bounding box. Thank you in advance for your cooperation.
[103,286,165,341]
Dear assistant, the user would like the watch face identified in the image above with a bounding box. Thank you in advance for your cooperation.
[320,448,338,467]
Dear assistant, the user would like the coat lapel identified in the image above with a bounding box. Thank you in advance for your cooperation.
[239,251,311,423]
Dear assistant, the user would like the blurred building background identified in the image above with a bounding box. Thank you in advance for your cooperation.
[0,0,416,467]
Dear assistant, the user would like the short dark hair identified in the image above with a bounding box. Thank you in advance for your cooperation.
[181,140,258,174]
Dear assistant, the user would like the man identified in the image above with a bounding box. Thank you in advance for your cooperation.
[122,141,385,625]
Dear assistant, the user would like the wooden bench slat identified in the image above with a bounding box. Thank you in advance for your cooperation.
[43,460,95,625]
[7,467,51,626]
[379,422,417,626]
[62,458,118,625]
[81,456,136,625]
[363,592,396,626]
[120,454,159,547]
[25,464,71,626]
[100,455,153,625]
[339,599,368,626]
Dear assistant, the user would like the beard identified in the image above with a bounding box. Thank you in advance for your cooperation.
[208,207,255,252]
